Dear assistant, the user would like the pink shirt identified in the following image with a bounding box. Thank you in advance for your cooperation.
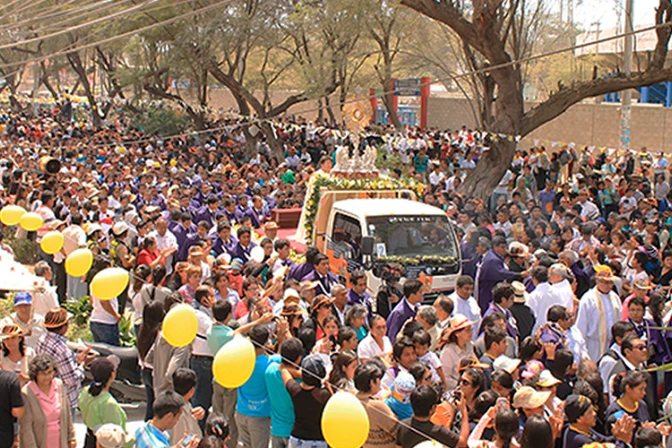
[29,380,61,447]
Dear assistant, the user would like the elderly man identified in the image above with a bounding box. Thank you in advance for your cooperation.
[331,283,349,325]
[476,236,519,313]
[548,263,576,313]
[559,249,591,298]
[0,293,46,349]
[576,268,622,361]
[150,217,178,275]
[527,266,561,331]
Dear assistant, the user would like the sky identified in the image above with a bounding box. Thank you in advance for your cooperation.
[574,0,659,31]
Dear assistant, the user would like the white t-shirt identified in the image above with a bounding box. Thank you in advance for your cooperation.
[357,333,392,360]
[90,292,119,325]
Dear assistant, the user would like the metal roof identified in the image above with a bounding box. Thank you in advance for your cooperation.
[332,198,446,218]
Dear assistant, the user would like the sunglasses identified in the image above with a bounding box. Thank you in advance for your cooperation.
[633,344,648,351]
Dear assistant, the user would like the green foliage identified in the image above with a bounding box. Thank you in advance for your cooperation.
[63,295,93,336]
[119,312,136,348]
[63,296,94,342]
[125,104,191,137]
[2,227,37,265]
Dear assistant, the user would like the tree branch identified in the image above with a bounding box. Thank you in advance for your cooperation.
[522,68,672,135]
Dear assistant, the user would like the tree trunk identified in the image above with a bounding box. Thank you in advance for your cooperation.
[324,96,337,124]
[259,121,284,160]
[67,52,101,128]
[382,91,402,129]
[316,98,325,124]
[457,138,516,200]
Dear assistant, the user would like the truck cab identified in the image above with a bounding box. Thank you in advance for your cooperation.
[314,194,461,304]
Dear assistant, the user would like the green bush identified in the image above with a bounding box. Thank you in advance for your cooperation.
[2,227,37,265]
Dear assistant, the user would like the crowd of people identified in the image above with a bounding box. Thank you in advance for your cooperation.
[1,105,672,448]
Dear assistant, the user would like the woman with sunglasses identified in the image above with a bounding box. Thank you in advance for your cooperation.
[439,314,475,390]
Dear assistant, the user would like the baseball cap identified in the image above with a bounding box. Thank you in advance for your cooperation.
[537,370,562,388]
[90,355,120,384]
[229,258,244,271]
[301,355,326,387]
[493,355,521,375]
[14,292,32,306]
[391,372,416,404]
[95,424,127,448]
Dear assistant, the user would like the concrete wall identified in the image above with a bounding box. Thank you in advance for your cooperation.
[427,97,672,152]
[206,88,672,152]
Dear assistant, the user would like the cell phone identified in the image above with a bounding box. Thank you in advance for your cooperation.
[452,390,462,402]
[496,397,510,411]
[182,434,195,447]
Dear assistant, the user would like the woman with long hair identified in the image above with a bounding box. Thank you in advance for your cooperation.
[1,324,35,385]
[439,315,475,390]
[327,350,357,393]
[79,357,128,448]
[136,300,166,421]
[468,407,521,448]
[520,415,554,448]
[606,371,650,441]
[301,295,334,341]
[130,264,152,336]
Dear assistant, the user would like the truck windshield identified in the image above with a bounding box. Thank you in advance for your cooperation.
[366,215,459,258]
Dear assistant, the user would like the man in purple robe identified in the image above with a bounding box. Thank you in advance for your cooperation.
[476,236,518,314]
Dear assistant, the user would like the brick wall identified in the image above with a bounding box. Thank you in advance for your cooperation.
[427,97,672,152]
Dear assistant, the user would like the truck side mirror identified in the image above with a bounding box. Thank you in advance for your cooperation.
[361,236,374,256]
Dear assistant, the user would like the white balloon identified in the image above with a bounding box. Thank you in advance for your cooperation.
[250,246,265,263]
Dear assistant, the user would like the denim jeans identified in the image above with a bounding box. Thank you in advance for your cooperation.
[142,368,155,421]
[90,321,120,346]
[190,355,213,430]
[288,437,327,448]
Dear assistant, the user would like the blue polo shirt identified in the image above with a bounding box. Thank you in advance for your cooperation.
[237,353,271,417]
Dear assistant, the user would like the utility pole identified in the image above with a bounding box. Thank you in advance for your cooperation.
[620,0,634,151]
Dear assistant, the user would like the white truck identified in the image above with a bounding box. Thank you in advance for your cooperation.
[303,189,462,301]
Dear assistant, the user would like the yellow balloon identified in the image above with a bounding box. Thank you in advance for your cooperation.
[19,212,43,231]
[413,442,444,448]
[212,337,256,388]
[0,205,26,226]
[91,268,129,301]
[162,304,198,348]
[65,248,93,277]
[321,391,370,448]
[40,231,64,255]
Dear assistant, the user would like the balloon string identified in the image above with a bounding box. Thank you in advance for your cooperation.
[5,221,451,443]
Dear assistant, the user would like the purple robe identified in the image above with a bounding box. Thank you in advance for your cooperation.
[347,289,372,317]
[231,241,257,263]
[386,298,417,340]
[302,271,339,297]
[476,250,516,314]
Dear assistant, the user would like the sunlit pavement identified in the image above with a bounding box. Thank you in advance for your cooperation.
[74,402,146,446]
